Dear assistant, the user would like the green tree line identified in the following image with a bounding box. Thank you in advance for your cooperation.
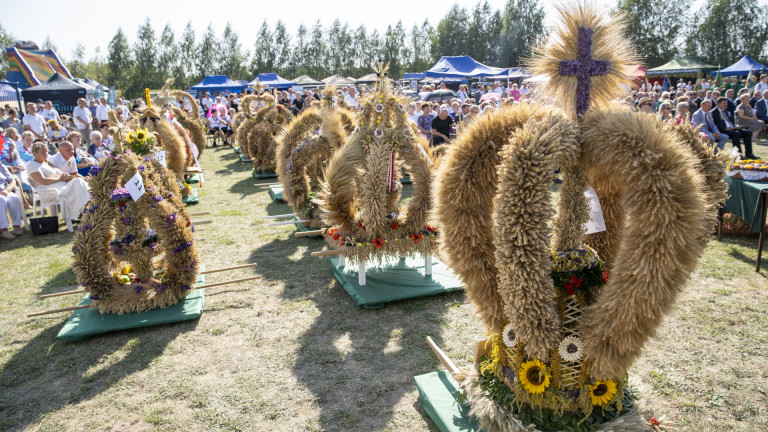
[2,0,767,98]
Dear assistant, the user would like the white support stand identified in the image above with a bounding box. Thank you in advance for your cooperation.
[358,260,366,286]
[425,254,432,276]
[338,255,346,267]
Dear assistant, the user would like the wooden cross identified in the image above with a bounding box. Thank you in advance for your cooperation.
[559,27,610,116]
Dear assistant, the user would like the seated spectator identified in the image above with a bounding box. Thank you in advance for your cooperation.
[431,105,455,146]
[450,102,463,122]
[16,130,35,163]
[0,163,24,239]
[406,102,420,124]
[637,97,653,113]
[691,99,723,148]
[507,83,521,101]
[41,101,60,122]
[753,90,768,124]
[465,105,480,124]
[735,93,765,143]
[25,141,90,221]
[47,119,68,142]
[712,97,755,158]
[657,102,673,122]
[56,136,97,177]
[219,108,234,146]
[206,109,227,147]
[22,103,47,141]
[2,108,22,132]
[98,123,115,150]
[1,131,32,205]
[87,131,111,160]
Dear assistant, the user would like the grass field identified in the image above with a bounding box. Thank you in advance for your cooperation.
[1,142,767,431]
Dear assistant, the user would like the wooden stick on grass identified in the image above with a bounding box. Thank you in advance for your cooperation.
[426,336,459,374]
[188,211,211,217]
[262,213,295,220]
[200,263,258,274]
[27,304,89,318]
[267,219,309,226]
[39,289,88,299]
[295,230,323,237]
[192,220,213,225]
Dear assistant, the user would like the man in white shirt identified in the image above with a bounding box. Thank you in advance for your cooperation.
[755,74,768,95]
[96,97,111,123]
[72,98,93,145]
[22,103,47,140]
[51,141,80,174]
[344,87,359,108]
[41,101,60,122]
[201,92,214,112]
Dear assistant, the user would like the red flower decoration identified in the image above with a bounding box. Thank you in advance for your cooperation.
[410,233,419,243]
[601,271,609,282]
[332,233,340,240]
[186,220,191,227]
[358,221,365,229]
[425,224,437,232]
[564,285,575,295]
[563,275,584,295]
[372,238,384,248]
[277,105,282,111]
[648,418,661,426]
[391,222,399,229]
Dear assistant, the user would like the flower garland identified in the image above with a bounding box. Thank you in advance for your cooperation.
[71,152,199,315]
[125,128,155,154]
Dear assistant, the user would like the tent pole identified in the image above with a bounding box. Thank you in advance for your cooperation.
[15,82,22,112]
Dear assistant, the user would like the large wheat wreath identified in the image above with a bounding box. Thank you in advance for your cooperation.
[72,152,199,315]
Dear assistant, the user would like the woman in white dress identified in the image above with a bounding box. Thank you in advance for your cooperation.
[25,142,90,221]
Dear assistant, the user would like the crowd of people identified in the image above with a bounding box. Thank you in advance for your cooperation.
[630,74,768,160]
[2,74,763,241]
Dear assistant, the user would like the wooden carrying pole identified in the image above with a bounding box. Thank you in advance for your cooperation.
[39,289,87,299]
[267,219,309,226]
[192,220,213,225]
[188,211,211,217]
[27,275,263,317]
[311,249,344,257]
[426,336,459,374]
[295,230,323,237]
[200,263,258,274]
[262,213,295,220]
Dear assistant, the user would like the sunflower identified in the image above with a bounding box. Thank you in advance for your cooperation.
[558,336,583,363]
[519,359,551,394]
[136,130,147,141]
[501,323,517,348]
[589,379,617,406]
[126,131,136,143]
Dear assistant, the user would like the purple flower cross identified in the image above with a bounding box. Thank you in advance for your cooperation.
[559,27,610,117]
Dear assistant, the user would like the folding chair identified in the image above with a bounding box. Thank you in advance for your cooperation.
[30,185,74,232]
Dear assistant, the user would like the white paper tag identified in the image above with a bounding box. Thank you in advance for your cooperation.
[583,186,606,234]
[125,170,145,201]
[153,150,167,167]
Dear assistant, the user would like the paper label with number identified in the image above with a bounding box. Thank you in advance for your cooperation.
[583,186,606,234]
[125,170,145,201]
[154,150,167,167]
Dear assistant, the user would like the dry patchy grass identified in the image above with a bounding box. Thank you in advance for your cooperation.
[0,143,767,431]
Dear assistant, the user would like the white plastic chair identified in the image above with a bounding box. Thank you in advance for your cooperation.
[11,185,29,231]
[30,185,74,232]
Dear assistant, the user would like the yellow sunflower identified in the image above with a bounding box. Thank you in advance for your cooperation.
[126,131,136,143]
[136,130,147,141]
[519,359,551,394]
[589,379,617,406]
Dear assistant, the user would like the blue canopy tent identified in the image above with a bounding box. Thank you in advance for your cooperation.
[403,72,425,80]
[0,79,23,111]
[249,73,296,90]
[712,55,767,77]
[190,75,248,94]
[424,56,506,78]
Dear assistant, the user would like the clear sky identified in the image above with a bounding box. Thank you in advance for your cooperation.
[3,0,617,61]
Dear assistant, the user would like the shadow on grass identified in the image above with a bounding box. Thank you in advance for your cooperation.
[228,176,262,198]
[0,318,197,431]
[39,268,79,296]
[247,237,320,300]
[728,248,767,273]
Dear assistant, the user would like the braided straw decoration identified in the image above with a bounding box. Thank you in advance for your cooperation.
[72,153,199,315]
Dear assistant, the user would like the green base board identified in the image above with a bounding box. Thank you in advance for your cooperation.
[296,217,321,237]
[268,185,284,202]
[239,153,253,162]
[182,188,199,205]
[401,175,412,184]
[253,170,277,179]
[414,371,479,432]
[233,146,240,154]
[186,173,200,184]
[329,256,464,308]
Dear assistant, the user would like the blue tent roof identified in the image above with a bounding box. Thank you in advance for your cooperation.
[712,55,768,77]
[424,56,506,78]
[403,72,425,80]
[249,73,296,89]
[190,75,248,93]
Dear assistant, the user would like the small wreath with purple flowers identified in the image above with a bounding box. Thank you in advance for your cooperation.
[72,152,199,315]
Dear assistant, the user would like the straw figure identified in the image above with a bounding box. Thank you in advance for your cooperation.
[432,4,726,431]
[168,90,206,158]
[233,93,259,154]
[72,152,199,315]
[249,92,293,174]
[275,88,355,227]
[316,61,435,264]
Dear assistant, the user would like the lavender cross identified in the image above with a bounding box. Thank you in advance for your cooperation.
[559,27,611,116]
